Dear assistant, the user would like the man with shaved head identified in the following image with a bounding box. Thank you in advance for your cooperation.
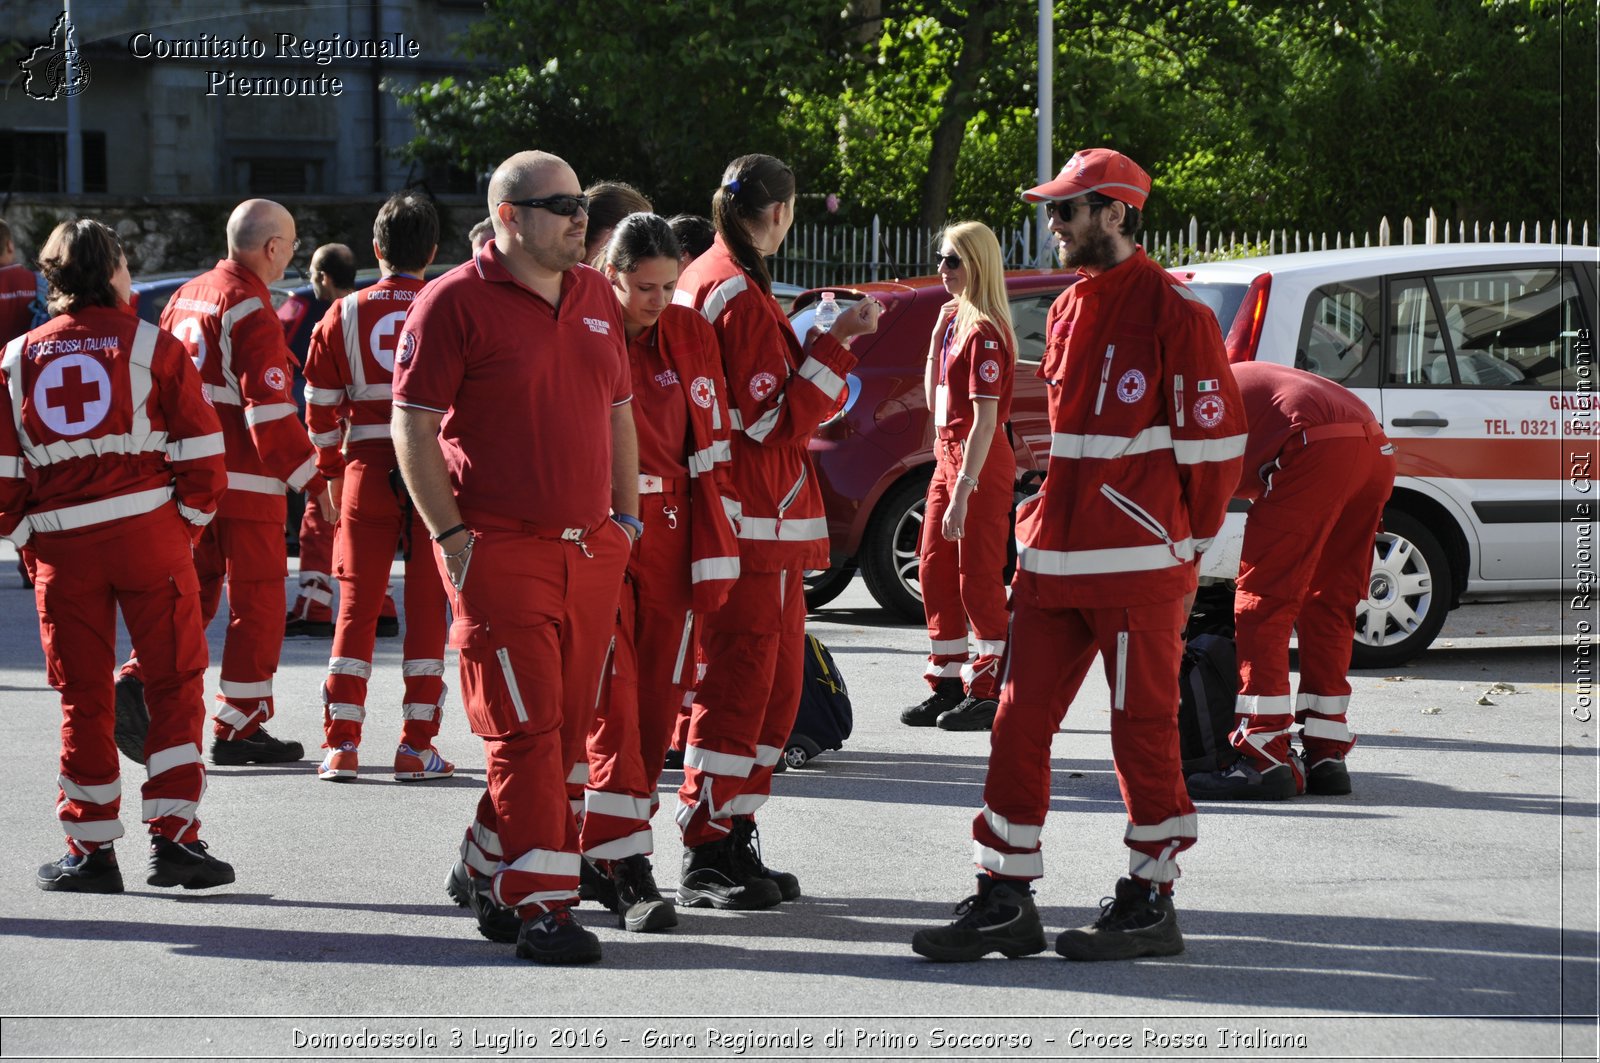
[118,199,328,769]
[394,151,639,964]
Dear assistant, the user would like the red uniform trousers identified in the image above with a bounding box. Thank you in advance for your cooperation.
[290,502,336,624]
[677,567,804,848]
[195,515,287,739]
[1233,428,1397,768]
[449,519,629,913]
[581,488,696,859]
[33,507,209,853]
[919,436,1013,699]
[323,450,448,750]
[974,594,1197,890]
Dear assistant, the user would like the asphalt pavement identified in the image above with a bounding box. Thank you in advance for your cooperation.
[0,550,1594,1062]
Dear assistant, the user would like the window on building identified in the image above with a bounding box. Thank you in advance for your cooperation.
[0,130,108,193]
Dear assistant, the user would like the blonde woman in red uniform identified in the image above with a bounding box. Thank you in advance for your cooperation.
[576,212,740,931]
[900,222,1017,733]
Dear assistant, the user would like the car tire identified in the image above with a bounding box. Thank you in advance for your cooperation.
[859,473,931,622]
[803,563,856,612]
[1350,508,1451,669]
[783,735,821,768]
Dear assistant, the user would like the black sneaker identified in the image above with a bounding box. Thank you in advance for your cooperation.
[212,727,305,765]
[936,695,999,731]
[900,678,965,727]
[147,836,235,889]
[515,906,602,965]
[578,856,619,911]
[730,816,800,900]
[1186,758,1297,801]
[911,875,1048,962]
[677,837,783,910]
[1302,751,1352,796]
[662,747,685,771]
[113,672,149,765]
[375,615,400,638]
[283,615,335,639]
[1055,877,1184,961]
[37,847,124,893]
[446,859,520,943]
[609,854,678,932]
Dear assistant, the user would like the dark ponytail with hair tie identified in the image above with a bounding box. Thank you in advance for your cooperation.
[710,153,795,296]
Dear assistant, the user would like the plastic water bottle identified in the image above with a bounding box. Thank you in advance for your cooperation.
[813,291,840,333]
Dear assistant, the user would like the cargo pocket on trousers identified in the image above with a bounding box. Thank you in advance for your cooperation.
[449,615,541,739]
[1115,600,1186,719]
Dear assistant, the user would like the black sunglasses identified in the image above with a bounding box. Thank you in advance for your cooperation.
[937,252,963,270]
[1047,198,1108,223]
[501,193,590,217]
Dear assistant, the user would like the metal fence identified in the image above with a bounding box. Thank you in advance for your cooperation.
[770,209,1598,289]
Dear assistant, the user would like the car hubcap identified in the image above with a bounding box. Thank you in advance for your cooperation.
[893,499,925,603]
[1356,532,1433,646]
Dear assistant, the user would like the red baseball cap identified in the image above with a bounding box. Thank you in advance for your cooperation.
[1022,148,1151,209]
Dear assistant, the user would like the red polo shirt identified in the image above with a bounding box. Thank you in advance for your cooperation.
[628,318,690,480]
[936,318,1015,442]
[391,246,631,528]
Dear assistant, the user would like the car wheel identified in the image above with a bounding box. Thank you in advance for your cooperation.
[1350,508,1452,668]
[803,563,856,611]
[783,736,821,768]
[859,473,931,622]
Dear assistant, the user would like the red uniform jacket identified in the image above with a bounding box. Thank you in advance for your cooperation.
[672,236,856,573]
[0,305,226,545]
[159,259,323,522]
[0,264,40,346]
[1014,248,1246,607]
[303,274,425,479]
[1231,360,1381,502]
[633,304,741,613]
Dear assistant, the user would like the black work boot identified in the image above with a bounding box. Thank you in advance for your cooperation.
[676,836,783,910]
[609,854,678,932]
[147,836,235,889]
[211,727,305,766]
[911,874,1048,962]
[515,906,602,965]
[1302,750,1353,795]
[113,669,149,764]
[1055,877,1184,961]
[37,847,124,893]
[446,859,520,943]
[936,694,999,731]
[900,678,965,727]
[730,816,800,900]
[1186,757,1298,800]
[578,856,619,910]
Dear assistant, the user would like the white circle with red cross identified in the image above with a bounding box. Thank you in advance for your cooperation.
[691,376,714,409]
[1194,394,1226,427]
[34,354,113,436]
[369,311,407,372]
[1117,369,1146,403]
[979,359,1001,383]
[749,371,778,401]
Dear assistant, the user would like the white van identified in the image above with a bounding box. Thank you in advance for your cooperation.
[1171,243,1598,665]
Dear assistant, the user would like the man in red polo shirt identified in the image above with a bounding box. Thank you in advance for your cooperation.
[393,150,637,966]
[0,220,46,346]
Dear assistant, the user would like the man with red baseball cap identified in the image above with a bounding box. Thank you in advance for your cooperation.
[913,148,1245,964]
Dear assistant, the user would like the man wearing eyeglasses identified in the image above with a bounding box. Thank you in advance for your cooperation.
[393,151,636,965]
[914,149,1245,964]
[115,199,329,771]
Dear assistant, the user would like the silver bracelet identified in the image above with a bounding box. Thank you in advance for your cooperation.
[441,533,476,561]
[958,472,980,492]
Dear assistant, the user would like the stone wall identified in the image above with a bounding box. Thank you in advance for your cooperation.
[0,194,486,276]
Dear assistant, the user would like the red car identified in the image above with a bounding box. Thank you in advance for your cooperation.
[791,269,1078,618]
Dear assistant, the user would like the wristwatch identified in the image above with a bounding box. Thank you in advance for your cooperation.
[612,512,645,541]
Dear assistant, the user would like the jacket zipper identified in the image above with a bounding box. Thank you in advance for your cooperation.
[775,466,807,536]
[1173,374,1184,428]
[1100,483,1183,560]
[1093,344,1116,415]
[1114,631,1128,710]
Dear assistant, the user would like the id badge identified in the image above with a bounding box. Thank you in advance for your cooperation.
[934,383,949,427]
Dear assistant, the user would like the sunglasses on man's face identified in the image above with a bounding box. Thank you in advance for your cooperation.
[501,194,590,217]
[1047,198,1106,223]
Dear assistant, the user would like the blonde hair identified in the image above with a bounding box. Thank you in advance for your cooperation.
[941,221,1015,359]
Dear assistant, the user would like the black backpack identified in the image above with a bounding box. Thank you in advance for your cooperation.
[1178,633,1240,774]
[784,633,853,767]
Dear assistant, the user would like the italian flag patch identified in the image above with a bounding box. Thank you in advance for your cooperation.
[1196,378,1220,392]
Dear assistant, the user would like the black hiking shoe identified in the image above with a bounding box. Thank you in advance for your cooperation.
[515,906,602,965]
[731,816,800,900]
[936,695,999,732]
[609,854,678,932]
[375,615,400,638]
[212,728,305,765]
[37,847,124,893]
[911,875,1047,962]
[1055,877,1184,961]
[446,859,520,943]
[662,747,685,771]
[113,671,149,764]
[900,678,965,727]
[1302,751,1352,796]
[578,856,618,909]
[283,615,335,639]
[677,837,783,910]
[1186,758,1297,800]
[147,836,235,889]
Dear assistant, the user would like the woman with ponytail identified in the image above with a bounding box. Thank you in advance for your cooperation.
[670,154,880,910]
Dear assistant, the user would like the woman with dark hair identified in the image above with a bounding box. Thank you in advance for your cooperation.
[583,181,653,266]
[899,221,1018,733]
[1,219,233,893]
[575,212,740,932]
[670,153,880,910]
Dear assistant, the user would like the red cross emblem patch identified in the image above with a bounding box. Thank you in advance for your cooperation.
[1194,394,1226,428]
[34,354,112,436]
[690,376,714,409]
[748,371,778,402]
[1117,369,1146,403]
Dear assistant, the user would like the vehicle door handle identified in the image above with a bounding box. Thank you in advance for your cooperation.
[1391,416,1449,427]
